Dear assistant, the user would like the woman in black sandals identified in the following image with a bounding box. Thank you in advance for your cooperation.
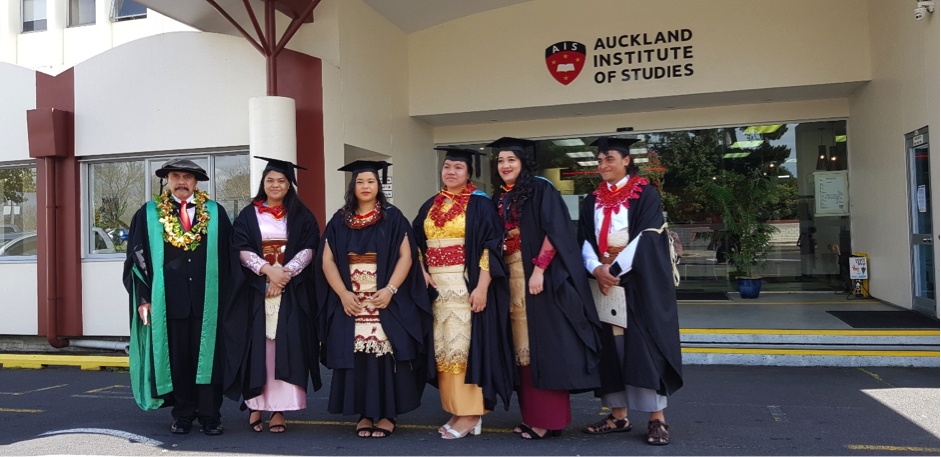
[223,157,322,434]
[317,160,433,438]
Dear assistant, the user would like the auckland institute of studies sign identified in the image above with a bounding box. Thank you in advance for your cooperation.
[545,29,695,86]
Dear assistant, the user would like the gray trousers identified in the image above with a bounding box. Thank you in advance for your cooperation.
[601,334,668,413]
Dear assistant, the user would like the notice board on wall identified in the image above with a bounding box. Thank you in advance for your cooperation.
[814,171,850,217]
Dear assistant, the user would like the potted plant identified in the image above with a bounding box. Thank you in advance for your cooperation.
[705,171,779,298]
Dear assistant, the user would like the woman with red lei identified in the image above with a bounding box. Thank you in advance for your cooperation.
[488,137,603,440]
[223,157,321,434]
[316,161,433,438]
[411,148,513,440]
[577,137,683,446]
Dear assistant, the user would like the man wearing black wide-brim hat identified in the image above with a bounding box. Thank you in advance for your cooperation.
[122,158,234,435]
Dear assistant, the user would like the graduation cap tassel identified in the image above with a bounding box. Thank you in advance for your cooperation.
[474,151,481,178]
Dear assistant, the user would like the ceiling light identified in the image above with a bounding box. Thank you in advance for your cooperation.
[566,151,596,158]
[730,140,764,149]
[744,125,782,134]
[554,139,586,147]
[633,158,649,164]
[577,160,599,167]
[722,152,751,158]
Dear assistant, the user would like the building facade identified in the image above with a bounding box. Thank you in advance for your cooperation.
[0,0,937,342]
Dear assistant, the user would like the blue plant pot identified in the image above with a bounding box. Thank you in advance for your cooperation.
[737,278,762,299]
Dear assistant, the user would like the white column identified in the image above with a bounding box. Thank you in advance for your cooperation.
[47,0,66,71]
[249,96,297,186]
[0,0,21,64]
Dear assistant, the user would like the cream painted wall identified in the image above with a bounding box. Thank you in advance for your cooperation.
[81,261,127,336]
[74,32,265,156]
[0,63,36,163]
[409,0,871,118]
[0,264,38,335]
[0,1,193,74]
[332,0,436,217]
[848,1,940,313]
[435,98,850,144]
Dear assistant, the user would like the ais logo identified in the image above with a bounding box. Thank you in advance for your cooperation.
[545,41,586,85]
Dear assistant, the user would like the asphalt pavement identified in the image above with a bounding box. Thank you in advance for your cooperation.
[0,365,938,456]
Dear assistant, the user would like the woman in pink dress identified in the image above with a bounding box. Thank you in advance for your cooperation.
[223,157,321,433]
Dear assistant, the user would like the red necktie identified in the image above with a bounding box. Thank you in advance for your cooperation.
[598,185,616,256]
[180,201,192,232]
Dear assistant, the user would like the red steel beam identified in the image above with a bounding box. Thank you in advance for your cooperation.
[242,0,269,55]
[266,0,277,95]
[205,0,266,56]
[273,0,320,57]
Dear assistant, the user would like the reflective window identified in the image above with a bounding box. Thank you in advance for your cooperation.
[214,154,251,220]
[0,166,38,258]
[69,0,96,27]
[447,120,851,292]
[110,0,146,21]
[22,0,47,32]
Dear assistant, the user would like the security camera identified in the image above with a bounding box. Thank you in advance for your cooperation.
[915,1,934,20]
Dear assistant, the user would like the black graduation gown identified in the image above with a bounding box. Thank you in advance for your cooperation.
[222,203,322,403]
[495,178,603,392]
[122,200,233,402]
[315,206,433,417]
[412,193,515,411]
[577,182,684,397]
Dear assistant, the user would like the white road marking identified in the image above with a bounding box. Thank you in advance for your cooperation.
[38,428,163,447]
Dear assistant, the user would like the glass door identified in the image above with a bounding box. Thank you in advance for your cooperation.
[906,128,936,316]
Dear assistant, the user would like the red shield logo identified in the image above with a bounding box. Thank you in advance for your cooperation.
[545,41,586,85]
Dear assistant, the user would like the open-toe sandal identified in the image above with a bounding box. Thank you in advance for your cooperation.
[248,409,263,433]
[582,414,632,435]
[356,416,374,438]
[268,412,286,433]
[520,425,562,440]
[372,418,396,438]
[647,419,670,445]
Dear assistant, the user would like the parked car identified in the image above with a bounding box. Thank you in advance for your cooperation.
[0,225,22,244]
[0,227,116,257]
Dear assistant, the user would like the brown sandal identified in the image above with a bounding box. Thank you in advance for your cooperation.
[582,414,632,434]
[647,419,670,445]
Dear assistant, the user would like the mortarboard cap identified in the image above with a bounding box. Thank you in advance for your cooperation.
[338,160,391,184]
[590,136,642,156]
[435,147,483,178]
[486,137,537,155]
[255,156,307,186]
[155,158,209,181]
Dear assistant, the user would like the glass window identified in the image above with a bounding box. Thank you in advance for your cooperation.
[110,0,146,21]
[213,154,251,221]
[0,166,38,258]
[69,0,96,27]
[22,0,47,32]
[88,160,146,255]
[86,153,248,257]
[446,120,851,292]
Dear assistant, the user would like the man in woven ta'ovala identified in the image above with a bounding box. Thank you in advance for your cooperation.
[123,158,233,436]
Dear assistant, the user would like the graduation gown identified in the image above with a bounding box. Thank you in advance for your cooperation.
[577,182,684,397]
[412,192,516,411]
[222,203,321,402]
[496,177,603,392]
[315,206,434,405]
[122,199,232,411]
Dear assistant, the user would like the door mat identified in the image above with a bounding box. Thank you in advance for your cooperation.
[826,311,940,329]
[676,292,730,301]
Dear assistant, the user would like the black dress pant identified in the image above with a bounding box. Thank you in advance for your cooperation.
[167,314,222,423]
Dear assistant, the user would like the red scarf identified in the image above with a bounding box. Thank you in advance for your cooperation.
[254,199,287,220]
[593,175,647,254]
[429,183,477,228]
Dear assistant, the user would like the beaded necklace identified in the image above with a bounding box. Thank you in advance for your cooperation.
[429,183,477,228]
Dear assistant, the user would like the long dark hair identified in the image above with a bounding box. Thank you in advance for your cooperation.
[493,149,538,221]
[253,169,310,237]
[340,171,390,220]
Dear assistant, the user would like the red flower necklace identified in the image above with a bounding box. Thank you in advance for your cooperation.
[498,186,520,230]
[346,202,382,229]
[254,199,286,220]
[429,183,477,228]
[593,175,647,253]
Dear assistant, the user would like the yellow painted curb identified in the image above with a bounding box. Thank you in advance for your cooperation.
[0,354,129,370]
[682,348,940,357]
[846,445,940,452]
[286,419,512,434]
[680,329,940,336]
